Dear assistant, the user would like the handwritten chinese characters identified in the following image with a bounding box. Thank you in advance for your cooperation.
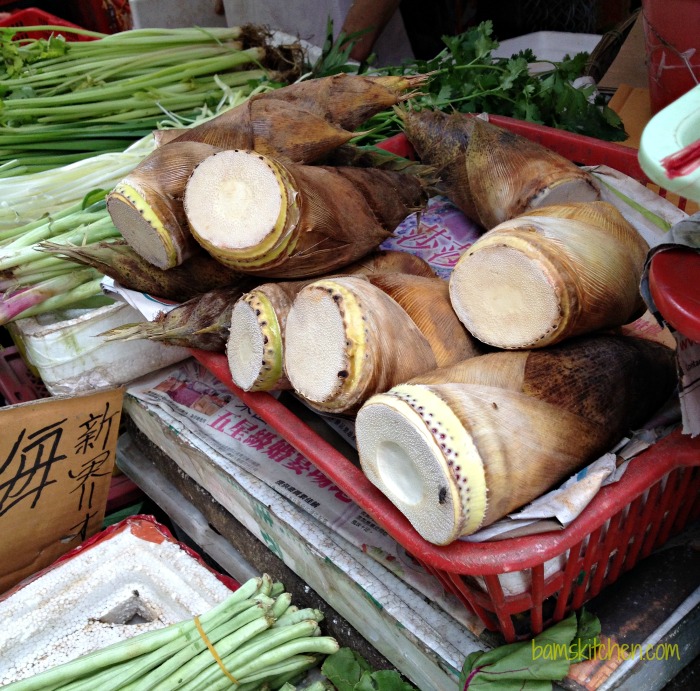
[0,388,123,593]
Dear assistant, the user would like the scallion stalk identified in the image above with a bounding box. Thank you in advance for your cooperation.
[0,26,293,172]
[0,268,101,325]
[2,578,264,691]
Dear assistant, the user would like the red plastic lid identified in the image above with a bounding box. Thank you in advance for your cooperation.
[649,247,700,341]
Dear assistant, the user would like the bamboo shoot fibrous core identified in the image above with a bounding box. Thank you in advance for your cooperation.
[228,283,292,392]
[185,150,288,256]
[284,276,438,414]
[356,335,677,545]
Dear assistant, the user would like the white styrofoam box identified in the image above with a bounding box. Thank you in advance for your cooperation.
[129,0,227,29]
[0,519,234,685]
[493,31,601,73]
[12,303,190,396]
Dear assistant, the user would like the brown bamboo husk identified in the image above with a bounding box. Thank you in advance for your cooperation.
[448,201,650,349]
[100,285,252,351]
[465,118,600,228]
[172,98,356,163]
[258,74,430,131]
[343,249,437,279]
[400,112,600,228]
[172,73,430,161]
[152,128,188,148]
[109,74,428,270]
[39,239,246,302]
[356,335,677,545]
[398,108,479,220]
[366,273,482,366]
[106,141,222,269]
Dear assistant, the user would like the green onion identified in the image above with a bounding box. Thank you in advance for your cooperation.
[0,268,102,325]
[0,26,297,172]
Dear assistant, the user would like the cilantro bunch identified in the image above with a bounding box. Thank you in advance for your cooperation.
[312,20,627,143]
[402,22,625,141]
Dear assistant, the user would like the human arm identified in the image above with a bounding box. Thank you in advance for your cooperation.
[339,0,402,61]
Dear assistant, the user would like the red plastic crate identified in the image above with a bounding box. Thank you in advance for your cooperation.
[193,115,700,642]
[0,345,48,406]
[0,8,97,42]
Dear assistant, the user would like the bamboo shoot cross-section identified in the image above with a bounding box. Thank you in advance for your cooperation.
[448,202,650,349]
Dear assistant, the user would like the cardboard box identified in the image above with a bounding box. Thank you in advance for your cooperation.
[0,387,124,593]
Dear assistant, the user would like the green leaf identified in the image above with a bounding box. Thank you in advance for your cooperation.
[82,189,109,208]
[352,21,627,146]
[569,608,602,663]
[321,647,371,691]
[499,57,529,90]
[355,669,417,691]
[458,611,602,690]
[309,16,370,78]
[321,649,418,691]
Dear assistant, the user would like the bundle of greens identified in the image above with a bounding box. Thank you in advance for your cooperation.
[0,25,302,174]
[312,21,626,143]
[4,574,339,691]
[0,192,119,325]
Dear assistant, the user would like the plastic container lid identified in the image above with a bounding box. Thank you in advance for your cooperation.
[638,85,700,203]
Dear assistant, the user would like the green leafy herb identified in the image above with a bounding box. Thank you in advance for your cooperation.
[309,18,371,78]
[458,610,602,690]
[311,21,627,143]
[321,647,417,691]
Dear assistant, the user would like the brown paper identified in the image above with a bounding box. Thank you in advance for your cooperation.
[0,388,124,593]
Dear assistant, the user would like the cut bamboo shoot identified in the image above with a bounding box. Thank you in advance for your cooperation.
[284,273,480,413]
[106,141,222,269]
[400,112,600,228]
[184,150,428,278]
[227,251,437,393]
[284,276,438,414]
[228,282,295,392]
[448,202,649,349]
[108,73,428,270]
[356,335,677,545]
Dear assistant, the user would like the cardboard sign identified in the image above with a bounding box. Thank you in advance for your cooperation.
[0,388,124,594]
